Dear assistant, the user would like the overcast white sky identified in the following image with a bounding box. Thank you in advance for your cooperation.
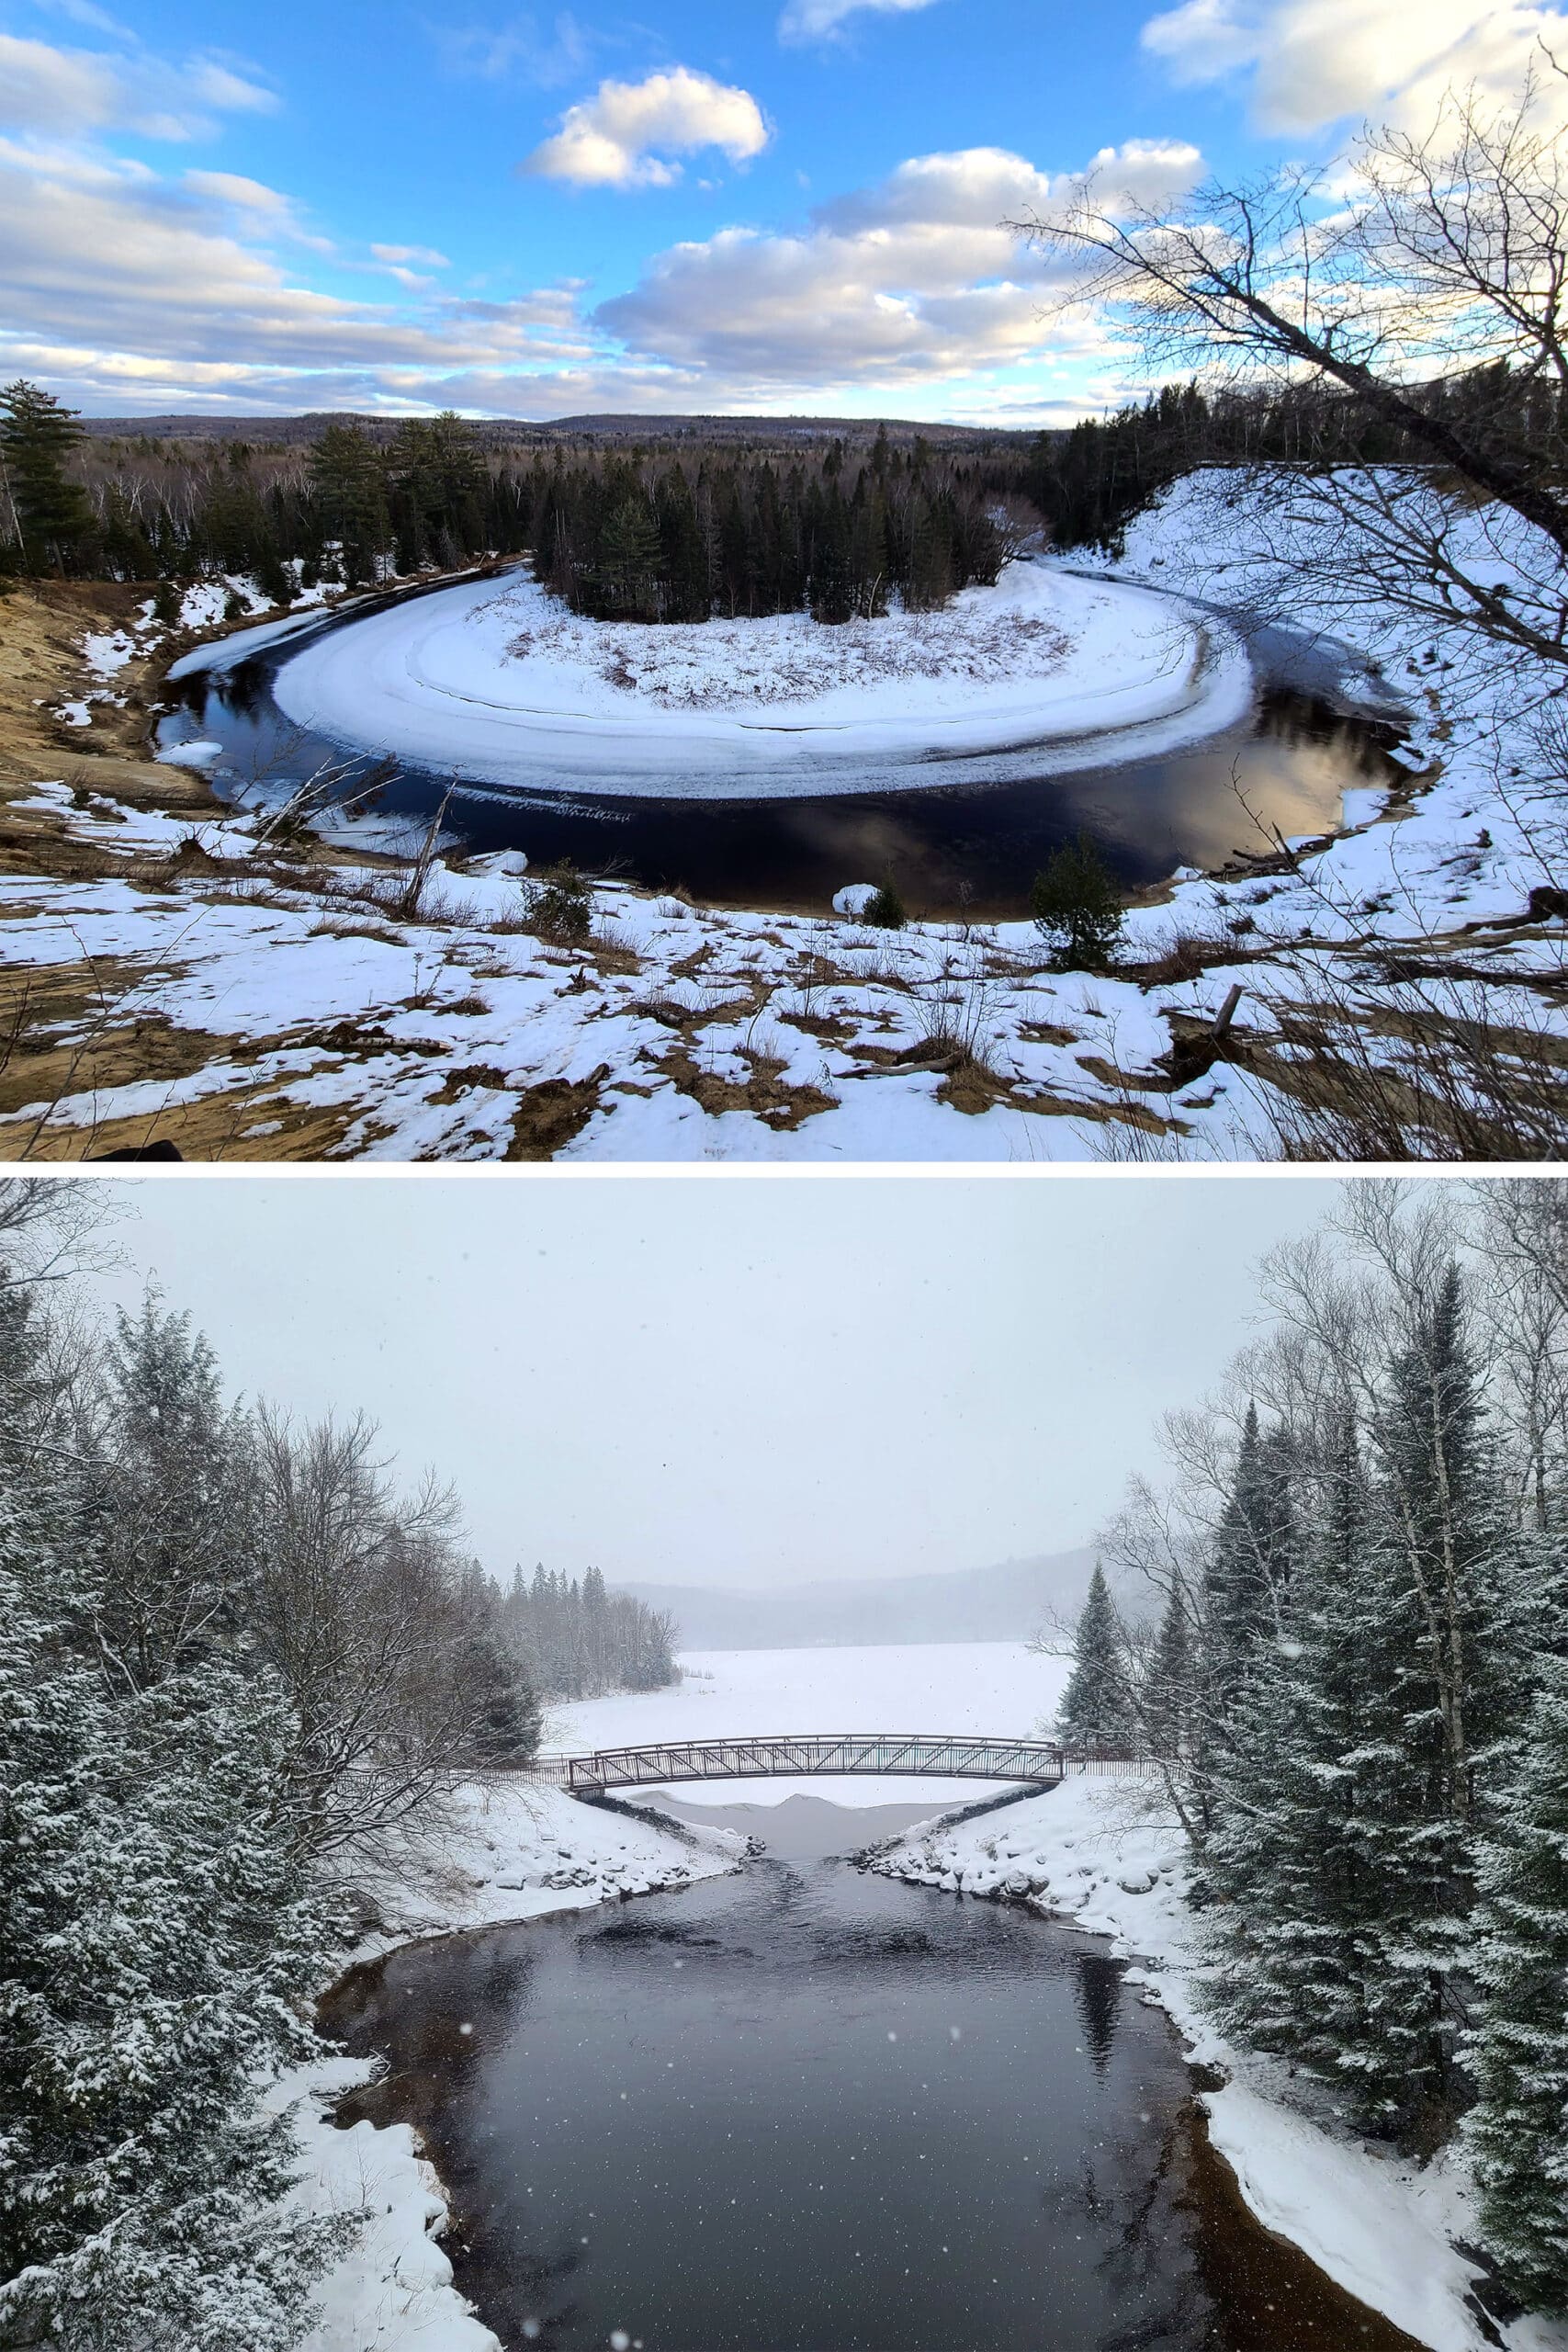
[96,1173,1359,1588]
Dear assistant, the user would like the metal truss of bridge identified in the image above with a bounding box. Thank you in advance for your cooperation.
[533,1733,1142,1796]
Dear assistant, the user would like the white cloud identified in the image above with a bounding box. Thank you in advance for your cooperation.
[0,137,593,399]
[0,73,1183,424]
[521,67,770,188]
[430,10,593,88]
[778,0,945,42]
[372,242,452,266]
[0,32,276,141]
[1141,0,1568,132]
[598,141,1203,392]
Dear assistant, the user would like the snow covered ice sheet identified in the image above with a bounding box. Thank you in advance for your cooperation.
[265,561,1255,797]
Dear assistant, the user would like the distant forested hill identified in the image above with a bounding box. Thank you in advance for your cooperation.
[610,1549,1099,1651]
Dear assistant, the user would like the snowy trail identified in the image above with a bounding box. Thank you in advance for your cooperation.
[258,561,1256,798]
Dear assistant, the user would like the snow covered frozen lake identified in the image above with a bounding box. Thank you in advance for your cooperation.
[542,1639,1066,1806]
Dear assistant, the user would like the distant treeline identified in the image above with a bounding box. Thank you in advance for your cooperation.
[533,430,1021,622]
[1026,364,1565,548]
[498,1562,679,1701]
[6,368,1554,608]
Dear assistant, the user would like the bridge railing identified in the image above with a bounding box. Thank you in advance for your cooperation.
[528,1734,1150,1793]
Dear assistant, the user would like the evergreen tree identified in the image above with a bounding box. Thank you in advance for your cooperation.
[1465,1653,1568,2313]
[0,1247,344,2350]
[84,1295,258,1690]
[592,492,665,619]
[0,380,94,574]
[1203,1410,1456,2135]
[1056,1563,1135,1751]
[308,423,389,588]
[1143,1579,1195,1772]
[1029,834,1125,971]
[1206,1405,1296,1704]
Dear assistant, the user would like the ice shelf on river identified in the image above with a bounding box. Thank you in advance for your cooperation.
[242,560,1255,800]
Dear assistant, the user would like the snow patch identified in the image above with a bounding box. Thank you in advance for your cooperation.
[155,739,225,768]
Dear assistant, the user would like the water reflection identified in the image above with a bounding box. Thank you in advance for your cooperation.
[321,1803,1424,2352]
[164,588,1416,920]
[1076,1951,1125,2076]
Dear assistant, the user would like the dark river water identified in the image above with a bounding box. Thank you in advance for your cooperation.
[161,579,1416,922]
[320,1799,1422,2352]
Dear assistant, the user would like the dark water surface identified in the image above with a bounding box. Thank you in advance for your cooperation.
[162,580,1416,922]
[321,1800,1422,2352]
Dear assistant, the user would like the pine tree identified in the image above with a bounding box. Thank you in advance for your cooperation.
[84,1295,258,1690]
[0,1249,345,2349]
[1143,1579,1195,1772]
[308,422,389,588]
[1029,833,1125,972]
[1202,1410,1452,2134]
[1056,1563,1135,1751]
[0,379,94,574]
[592,493,665,620]
[1465,1653,1568,2314]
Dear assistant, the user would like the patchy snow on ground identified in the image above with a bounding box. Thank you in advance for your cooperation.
[281,1776,743,2352]
[872,1776,1565,2352]
[265,561,1254,796]
[541,1641,1069,1807]
[0,780,1252,1162]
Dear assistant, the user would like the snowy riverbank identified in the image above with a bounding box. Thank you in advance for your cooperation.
[871,1778,1568,2352]
[257,1629,1566,2352]
[282,1775,744,2352]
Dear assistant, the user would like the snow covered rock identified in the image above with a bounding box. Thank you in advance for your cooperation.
[156,740,224,768]
[833,883,879,917]
[466,849,530,877]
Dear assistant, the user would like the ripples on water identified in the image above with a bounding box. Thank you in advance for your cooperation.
[321,1799,1423,2352]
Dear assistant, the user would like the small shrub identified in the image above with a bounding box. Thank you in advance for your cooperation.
[863,879,907,930]
[1030,832,1124,970]
[152,579,180,627]
[255,551,292,607]
[525,859,592,944]
[222,587,247,623]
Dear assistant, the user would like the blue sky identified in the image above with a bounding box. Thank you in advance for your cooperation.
[0,0,1546,421]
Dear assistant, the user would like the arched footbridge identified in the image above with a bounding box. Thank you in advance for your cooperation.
[533,1734,1144,1795]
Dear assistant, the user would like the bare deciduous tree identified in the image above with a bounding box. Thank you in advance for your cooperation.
[1013,68,1568,684]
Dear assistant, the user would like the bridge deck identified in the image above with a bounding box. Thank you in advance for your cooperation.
[531,1733,1144,1794]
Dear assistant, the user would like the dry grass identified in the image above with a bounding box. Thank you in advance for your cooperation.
[650,1040,836,1129]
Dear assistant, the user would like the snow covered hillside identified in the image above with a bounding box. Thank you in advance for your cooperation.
[872,1781,1568,2352]
[261,562,1251,794]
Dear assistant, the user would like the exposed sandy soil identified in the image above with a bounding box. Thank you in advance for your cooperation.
[0,583,212,826]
